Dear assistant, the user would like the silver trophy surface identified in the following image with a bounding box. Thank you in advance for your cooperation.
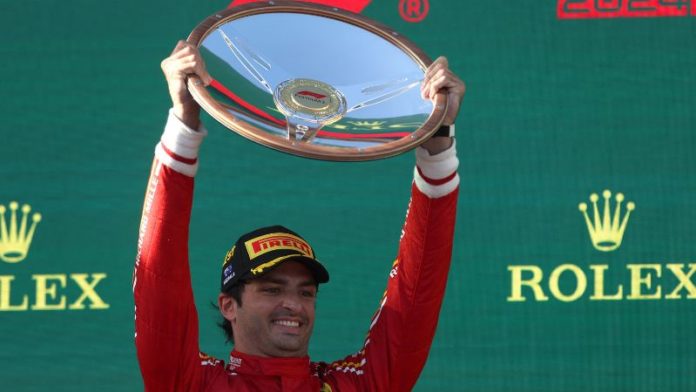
[187,1,448,161]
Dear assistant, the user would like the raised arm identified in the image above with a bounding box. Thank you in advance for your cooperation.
[325,57,465,391]
[161,41,213,130]
[132,42,211,391]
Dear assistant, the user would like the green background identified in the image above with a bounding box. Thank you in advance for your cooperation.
[1,0,695,390]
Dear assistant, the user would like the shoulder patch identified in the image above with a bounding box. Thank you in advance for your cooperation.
[199,352,223,367]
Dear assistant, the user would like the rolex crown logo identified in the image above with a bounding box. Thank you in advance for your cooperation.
[0,201,42,263]
[578,190,634,252]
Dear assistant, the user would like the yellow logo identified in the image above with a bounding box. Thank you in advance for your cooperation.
[507,190,696,302]
[223,246,235,266]
[0,201,42,263]
[578,190,635,252]
[245,233,313,260]
[0,202,110,311]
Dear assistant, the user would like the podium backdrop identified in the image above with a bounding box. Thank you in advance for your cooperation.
[1,0,695,390]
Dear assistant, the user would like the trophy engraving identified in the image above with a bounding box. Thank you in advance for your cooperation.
[274,79,347,142]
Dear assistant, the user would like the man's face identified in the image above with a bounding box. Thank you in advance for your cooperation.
[224,261,318,357]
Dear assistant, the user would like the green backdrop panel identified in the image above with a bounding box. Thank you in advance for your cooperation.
[1,1,694,391]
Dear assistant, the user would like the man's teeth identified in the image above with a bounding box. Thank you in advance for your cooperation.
[274,320,300,327]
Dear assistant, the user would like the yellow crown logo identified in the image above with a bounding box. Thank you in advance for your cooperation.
[578,190,634,252]
[0,201,42,263]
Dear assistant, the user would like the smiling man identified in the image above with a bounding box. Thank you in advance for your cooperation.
[217,225,329,359]
[229,262,316,356]
[133,41,464,391]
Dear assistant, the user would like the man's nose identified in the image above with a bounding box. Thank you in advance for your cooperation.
[280,294,302,311]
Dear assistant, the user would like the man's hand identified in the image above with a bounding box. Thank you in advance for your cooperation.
[160,41,213,130]
[421,56,465,126]
[420,56,465,155]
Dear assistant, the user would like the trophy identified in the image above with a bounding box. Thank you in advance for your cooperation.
[187,1,448,161]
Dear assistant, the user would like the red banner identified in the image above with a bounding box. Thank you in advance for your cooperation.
[558,0,695,18]
[228,0,371,13]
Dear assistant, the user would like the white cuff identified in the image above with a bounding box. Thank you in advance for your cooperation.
[413,139,459,198]
[155,109,208,177]
[161,108,207,159]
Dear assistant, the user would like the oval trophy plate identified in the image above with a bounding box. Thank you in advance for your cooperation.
[187,1,447,161]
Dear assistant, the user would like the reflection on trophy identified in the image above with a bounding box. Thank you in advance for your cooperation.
[187,1,448,160]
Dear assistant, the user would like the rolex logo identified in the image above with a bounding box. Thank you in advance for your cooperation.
[578,190,635,252]
[507,190,696,303]
[0,201,42,263]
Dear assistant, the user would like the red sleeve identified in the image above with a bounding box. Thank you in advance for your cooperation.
[324,143,460,392]
[133,111,209,391]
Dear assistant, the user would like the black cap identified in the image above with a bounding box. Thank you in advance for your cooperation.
[221,225,329,292]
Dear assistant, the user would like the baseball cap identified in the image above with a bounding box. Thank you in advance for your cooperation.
[220,225,329,292]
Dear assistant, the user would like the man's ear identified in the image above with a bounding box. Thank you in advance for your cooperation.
[218,293,238,323]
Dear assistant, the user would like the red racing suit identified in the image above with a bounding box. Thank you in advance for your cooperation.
[133,111,460,391]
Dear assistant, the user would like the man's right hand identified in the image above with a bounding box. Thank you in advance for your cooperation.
[160,41,213,130]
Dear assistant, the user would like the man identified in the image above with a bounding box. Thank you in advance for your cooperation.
[133,41,465,391]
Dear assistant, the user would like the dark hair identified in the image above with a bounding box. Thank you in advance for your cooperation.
[217,280,247,343]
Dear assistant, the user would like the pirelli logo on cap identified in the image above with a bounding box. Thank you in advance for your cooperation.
[245,233,313,260]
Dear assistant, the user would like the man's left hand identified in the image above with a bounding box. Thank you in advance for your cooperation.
[420,57,465,155]
[421,57,466,126]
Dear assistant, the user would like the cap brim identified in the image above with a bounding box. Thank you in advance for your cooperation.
[257,255,330,284]
[294,256,330,284]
